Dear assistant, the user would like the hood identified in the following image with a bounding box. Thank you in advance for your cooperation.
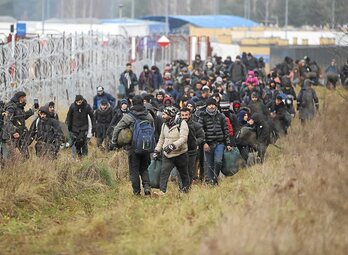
[250,113,265,124]
[98,102,111,111]
[10,91,26,103]
[303,79,313,89]
[130,105,149,119]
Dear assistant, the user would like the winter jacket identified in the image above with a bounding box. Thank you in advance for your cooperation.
[186,118,205,152]
[198,109,231,146]
[111,105,154,147]
[119,71,138,90]
[66,100,95,133]
[155,119,189,158]
[230,62,246,82]
[297,80,319,121]
[138,71,154,91]
[93,92,116,110]
[29,117,64,145]
[152,70,163,90]
[248,100,270,118]
[94,106,113,138]
[272,102,291,135]
[4,95,34,136]
[251,113,270,145]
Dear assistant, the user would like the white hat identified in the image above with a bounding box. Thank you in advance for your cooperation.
[97,86,104,92]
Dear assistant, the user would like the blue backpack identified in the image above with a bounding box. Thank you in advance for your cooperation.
[129,113,155,154]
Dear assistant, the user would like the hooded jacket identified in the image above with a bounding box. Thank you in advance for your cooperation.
[4,93,34,135]
[29,116,64,145]
[66,100,95,133]
[111,105,154,147]
[250,113,270,145]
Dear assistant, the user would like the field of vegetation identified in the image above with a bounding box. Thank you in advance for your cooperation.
[0,87,347,255]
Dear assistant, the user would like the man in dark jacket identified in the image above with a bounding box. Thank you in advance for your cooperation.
[230,55,246,83]
[199,98,232,185]
[270,94,292,136]
[151,65,163,90]
[297,79,319,124]
[29,106,64,159]
[93,86,116,110]
[107,98,129,139]
[138,65,154,92]
[65,95,95,157]
[119,63,138,97]
[111,95,153,196]
[94,100,113,148]
[180,107,205,184]
[248,92,270,118]
[192,54,204,71]
[246,53,259,71]
[46,101,59,121]
[4,91,34,158]
[247,113,270,163]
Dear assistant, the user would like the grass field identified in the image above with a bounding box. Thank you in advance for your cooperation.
[0,87,347,255]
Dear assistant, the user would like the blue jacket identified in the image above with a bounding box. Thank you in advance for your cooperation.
[93,92,116,110]
[152,71,163,90]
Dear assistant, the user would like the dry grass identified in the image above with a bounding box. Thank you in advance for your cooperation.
[200,89,348,255]
[0,87,347,255]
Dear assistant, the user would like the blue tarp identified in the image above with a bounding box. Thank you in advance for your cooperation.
[141,15,258,32]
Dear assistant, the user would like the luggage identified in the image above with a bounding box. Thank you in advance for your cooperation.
[116,128,132,147]
[148,160,161,188]
[221,147,245,176]
[236,126,257,146]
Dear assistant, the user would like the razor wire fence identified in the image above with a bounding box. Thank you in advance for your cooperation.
[0,32,131,110]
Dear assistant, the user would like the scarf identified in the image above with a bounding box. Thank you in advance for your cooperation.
[206,107,218,116]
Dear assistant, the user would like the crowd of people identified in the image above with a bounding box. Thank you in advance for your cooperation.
[1,52,346,196]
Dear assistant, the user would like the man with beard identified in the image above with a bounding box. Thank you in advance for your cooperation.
[28,106,64,159]
[66,95,95,157]
[4,91,34,158]
[111,96,154,196]
[199,98,232,185]
[180,107,205,184]
[94,100,113,149]
[119,63,138,97]
[153,106,190,196]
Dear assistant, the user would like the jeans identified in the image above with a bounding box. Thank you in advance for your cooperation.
[204,143,225,184]
[160,153,190,193]
[128,150,151,195]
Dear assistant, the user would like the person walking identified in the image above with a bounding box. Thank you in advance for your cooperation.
[111,95,154,196]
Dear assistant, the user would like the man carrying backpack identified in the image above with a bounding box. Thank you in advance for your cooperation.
[180,107,205,185]
[153,106,190,195]
[111,95,154,196]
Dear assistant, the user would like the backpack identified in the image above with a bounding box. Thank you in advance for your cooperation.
[129,113,155,154]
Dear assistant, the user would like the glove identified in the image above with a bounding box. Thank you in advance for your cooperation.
[153,150,161,161]
[163,144,176,154]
